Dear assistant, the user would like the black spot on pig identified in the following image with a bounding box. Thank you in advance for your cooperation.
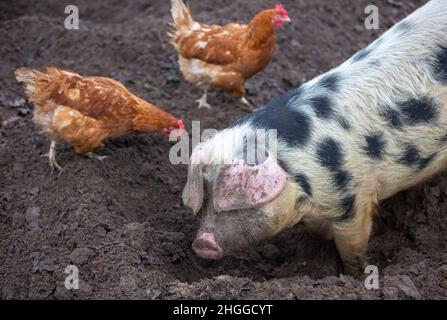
[294,172,313,197]
[244,87,312,148]
[316,138,343,171]
[318,73,341,92]
[336,116,351,131]
[434,46,447,84]
[363,132,386,159]
[230,87,304,127]
[382,98,438,128]
[308,95,334,120]
[419,153,436,170]
[316,138,352,191]
[398,145,421,166]
[333,170,352,192]
[398,145,435,170]
[352,47,372,62]
[381,108,403,129]
[337,195,356,221]
[398,97,438,125]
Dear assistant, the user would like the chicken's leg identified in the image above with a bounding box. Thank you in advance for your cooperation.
[195,89,212,109]
[41,140,63,172]
[239,97,255,111]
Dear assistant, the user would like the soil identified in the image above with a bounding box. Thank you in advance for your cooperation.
[1,0,446,300]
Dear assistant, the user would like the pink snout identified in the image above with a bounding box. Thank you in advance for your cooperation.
[192,232,223,260]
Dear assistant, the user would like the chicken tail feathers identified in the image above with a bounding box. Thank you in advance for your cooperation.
[169,0,195,43]
[15,68,47,96]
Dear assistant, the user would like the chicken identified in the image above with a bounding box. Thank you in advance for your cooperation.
[169,0,291,109]
[15,67,184,172]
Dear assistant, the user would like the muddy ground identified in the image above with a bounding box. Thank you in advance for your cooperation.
[1,0,447,300]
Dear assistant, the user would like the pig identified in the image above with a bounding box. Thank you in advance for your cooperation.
[182,0,447,275]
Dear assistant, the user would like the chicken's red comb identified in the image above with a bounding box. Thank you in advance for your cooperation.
[275,4,288,17]
[178,119,184,130]
[176,119,185,136]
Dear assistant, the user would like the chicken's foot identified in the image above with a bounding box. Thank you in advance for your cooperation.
[196,90,212,109]
[240,97,255,111]
[40,140,63,173]
[86,152,109,161]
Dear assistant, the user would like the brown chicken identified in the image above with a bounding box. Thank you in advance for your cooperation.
[15,67,183,171]
[169,0,291,109]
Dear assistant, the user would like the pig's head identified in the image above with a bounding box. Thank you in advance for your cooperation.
[183,151,303,260]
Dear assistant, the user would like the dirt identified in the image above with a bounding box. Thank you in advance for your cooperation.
[1,0,447,300]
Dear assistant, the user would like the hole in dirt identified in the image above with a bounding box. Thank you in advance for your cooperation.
[160,223,344,284]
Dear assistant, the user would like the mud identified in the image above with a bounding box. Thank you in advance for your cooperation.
[1,0,447,299]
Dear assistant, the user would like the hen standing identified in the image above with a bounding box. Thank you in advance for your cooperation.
[15,67,183,171]
[169,0,291,109]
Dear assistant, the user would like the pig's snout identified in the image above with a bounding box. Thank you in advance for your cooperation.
[192,232,223,260]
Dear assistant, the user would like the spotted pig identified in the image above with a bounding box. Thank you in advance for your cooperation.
[182,0,447,275]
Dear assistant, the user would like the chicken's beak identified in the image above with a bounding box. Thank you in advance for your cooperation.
[283,16,291,23]
[163,120,184,140]
[162,128,172,137]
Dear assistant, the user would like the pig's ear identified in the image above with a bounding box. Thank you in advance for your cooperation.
[213,157,288,212]
[182,163,204,214]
